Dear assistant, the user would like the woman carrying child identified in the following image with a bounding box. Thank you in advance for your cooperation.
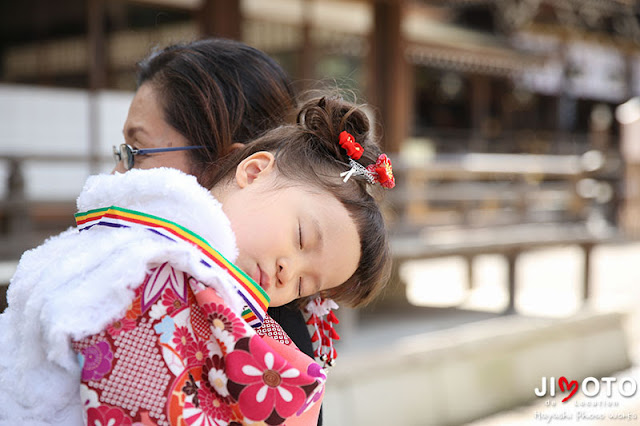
[0,38,308,424]
[0,96,393,425]
[112,39,318,380]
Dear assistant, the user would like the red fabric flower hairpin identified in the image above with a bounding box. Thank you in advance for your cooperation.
[338,131,395,189]
[339,131,363,160]
[367,154,395,189]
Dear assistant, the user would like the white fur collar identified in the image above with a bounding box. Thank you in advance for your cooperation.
[77,167,237,261]
[0,168,243,424]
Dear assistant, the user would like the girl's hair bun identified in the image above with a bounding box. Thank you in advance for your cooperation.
[296,97,379,166]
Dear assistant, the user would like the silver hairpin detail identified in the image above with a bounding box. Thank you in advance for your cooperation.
[340,158,375,184]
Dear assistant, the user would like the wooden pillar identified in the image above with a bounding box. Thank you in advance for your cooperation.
[556,38,575,142]
[298,0,315,88]
[588,104,613,152]
[88,0,107,90]
[33,0,50,85]
[505,250,519,315]
[87,0,106,174]
[200,0,242,40]
[470,74,490,151]
[501,83,513,139]
[625,51,635,101]
[582,243,594,303]
[6,159,30,238]
[465,255,474,290]
[616,97,640,237]
[369,0,409,154]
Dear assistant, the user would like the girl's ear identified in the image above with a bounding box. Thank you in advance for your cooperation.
[235,151,276,188]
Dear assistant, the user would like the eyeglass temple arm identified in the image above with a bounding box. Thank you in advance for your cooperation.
[134,146,205,155]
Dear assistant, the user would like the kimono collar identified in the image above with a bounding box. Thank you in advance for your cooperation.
[75,206,269,327]
[77,168,237,261]
[73,168,269,327]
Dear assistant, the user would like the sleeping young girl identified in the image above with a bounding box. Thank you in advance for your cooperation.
[0,96,394,425]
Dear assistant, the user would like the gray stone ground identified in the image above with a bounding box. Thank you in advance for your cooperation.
[466,242,640,426]
[336,241,640,426]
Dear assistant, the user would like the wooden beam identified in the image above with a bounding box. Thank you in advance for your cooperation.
[199,0,242,39]
[369,0,409,153]
[87,0,107,175]
[298,0,315,88]
[470,74,490,151]
[87,0,107,89]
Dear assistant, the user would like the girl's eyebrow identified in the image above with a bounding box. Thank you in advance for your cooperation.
[313,217,325,292]
[311,216,323,250]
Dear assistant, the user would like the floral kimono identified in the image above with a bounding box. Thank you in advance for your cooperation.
[72,262,323,425]
[0,168,324,425]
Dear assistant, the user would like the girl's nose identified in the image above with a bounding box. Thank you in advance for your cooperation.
[276,258,292,286]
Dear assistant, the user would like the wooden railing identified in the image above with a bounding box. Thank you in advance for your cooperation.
[385,151,613,229]
[0,154,110,259]
[371,151,624,314]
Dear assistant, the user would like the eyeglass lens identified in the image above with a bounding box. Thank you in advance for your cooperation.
[121,145,134,170]
[112,144,134,170]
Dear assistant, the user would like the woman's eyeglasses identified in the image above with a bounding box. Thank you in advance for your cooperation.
[112,144,205,170]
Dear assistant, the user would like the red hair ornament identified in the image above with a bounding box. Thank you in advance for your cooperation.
[338,131,396,189]
[367,154,395,189]
[339,131,364,160]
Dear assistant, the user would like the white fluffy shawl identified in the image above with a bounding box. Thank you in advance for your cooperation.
[0,168,241,425]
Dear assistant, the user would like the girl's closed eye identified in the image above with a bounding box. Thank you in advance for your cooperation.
[298,222,303,297]
[298,222,303,249]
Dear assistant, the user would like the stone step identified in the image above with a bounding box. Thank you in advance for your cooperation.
[323,310,630,426]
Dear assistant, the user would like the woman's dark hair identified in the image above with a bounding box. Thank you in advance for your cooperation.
[137,38,297,180]
[207,97,391,308]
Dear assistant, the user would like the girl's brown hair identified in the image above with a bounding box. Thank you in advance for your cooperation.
[206,97,391,308]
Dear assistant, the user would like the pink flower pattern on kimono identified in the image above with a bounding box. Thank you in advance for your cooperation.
[81,340,114,381]
[226,336,316,424]
[184,338,210,367]
[172,325,193,357]
[161,287,185,315]
[198,386,233,422]
[87,405,133,426]
[74,263,325,425]
[106,317,136,337]
[202,302,246,340]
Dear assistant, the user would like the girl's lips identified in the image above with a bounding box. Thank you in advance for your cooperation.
[259,266,271,291]
[251,265,261,286]
[255,265,270,292]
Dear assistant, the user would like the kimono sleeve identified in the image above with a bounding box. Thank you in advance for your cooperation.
[193,280,325,425]
[72,262,325,426]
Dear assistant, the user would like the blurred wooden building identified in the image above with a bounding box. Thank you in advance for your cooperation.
[1,0,640,252]
[3,0,640,154]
